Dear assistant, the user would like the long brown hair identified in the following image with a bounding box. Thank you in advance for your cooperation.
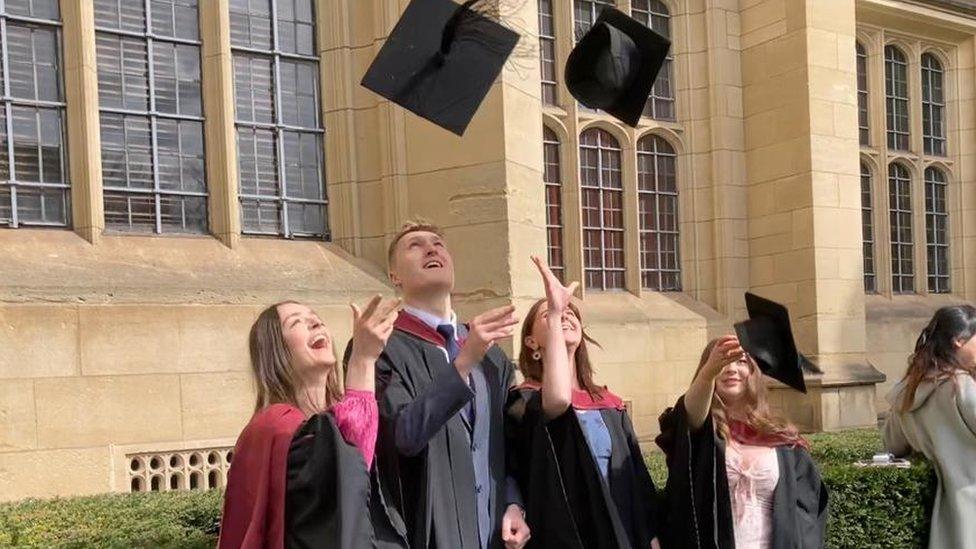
[518,298,604,396]
[695,338,803,444]
[900,304,976,411]
[248,301,343,413]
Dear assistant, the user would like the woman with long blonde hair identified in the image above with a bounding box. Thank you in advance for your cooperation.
[884,304,976,549]
[219,296,403,549]
[655,335,827,549]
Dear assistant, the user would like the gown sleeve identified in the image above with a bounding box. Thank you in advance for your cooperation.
[330,389,379,468]
[793,447,829,548]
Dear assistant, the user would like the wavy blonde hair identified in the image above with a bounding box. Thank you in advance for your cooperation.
[695,338,803,444]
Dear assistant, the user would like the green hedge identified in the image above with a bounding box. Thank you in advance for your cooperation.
[0,490,222,548]
[0,430,934,548]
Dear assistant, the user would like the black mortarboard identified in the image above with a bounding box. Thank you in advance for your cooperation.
[360,0,520,136]
[733,292,811,393]
[565,7,671,127]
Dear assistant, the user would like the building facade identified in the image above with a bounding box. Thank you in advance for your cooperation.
[0,0,974,501]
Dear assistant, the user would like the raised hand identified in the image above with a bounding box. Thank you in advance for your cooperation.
[701,335,745,381]
[532,255,579,316]
[455,305,519,376]
[346,295,401,392]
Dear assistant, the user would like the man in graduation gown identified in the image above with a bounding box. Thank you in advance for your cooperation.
[374,221,531,549]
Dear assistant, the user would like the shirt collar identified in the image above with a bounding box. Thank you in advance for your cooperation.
[403,304,457,332]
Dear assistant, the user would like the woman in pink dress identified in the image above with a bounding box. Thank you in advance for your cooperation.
[219,296,401,549]
[656,336,828,549]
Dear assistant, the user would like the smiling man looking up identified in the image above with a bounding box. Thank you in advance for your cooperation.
[371,221,531,549]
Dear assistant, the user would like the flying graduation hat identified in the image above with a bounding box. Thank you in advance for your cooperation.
[565,7,671,127]
[360,0,520,136]
[733,292,814,393]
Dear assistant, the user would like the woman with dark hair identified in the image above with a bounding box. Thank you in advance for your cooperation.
[505,256,660,549]
[655,336,827,549]
[219,296,402,549]
[884,304,976,549]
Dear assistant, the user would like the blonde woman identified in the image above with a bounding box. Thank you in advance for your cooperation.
[655,336,828,549]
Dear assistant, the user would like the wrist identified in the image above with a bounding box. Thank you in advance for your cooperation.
[506,503,525,517]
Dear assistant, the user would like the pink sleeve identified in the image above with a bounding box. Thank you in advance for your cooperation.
[329,389,379,468]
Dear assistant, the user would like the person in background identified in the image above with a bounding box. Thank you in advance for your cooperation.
[884,304,976,549]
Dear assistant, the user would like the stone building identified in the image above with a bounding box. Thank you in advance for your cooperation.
[0,0,973,501]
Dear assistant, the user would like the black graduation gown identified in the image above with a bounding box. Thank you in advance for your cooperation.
[654,397,829,549]
[505,388,659,549]
[285,413,407,549]
[374,327,517,549]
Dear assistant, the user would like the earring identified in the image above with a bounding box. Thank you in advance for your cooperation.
[531,350,542,361]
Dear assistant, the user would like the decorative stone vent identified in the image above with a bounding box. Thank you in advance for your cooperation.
[127,446,233,493]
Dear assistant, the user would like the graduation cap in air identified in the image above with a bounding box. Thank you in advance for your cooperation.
[360,0,520,136]
[565,7,671,128]
[733,292,813,393]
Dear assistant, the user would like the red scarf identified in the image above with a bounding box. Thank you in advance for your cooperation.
[517,380,626,411]
[728,419,809,449]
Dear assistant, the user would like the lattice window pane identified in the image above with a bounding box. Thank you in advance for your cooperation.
[95,34,150,111]
[856,42,869,146]
[885,46,910,151]
[233,1,327,239]
[543,126,564,280]
[539,0,557,105]
[924,167,950,293]
[279,59,319,128]
[633,0,674,121]
[580,128,624,290]
[921,54,946,157]
[0,8,69,230]
[94,0,146,32]
[888,163,914,293]
[5,0,60,20]
[96,2,206,234]
[637,135,680,291]
[860,163,875,293]
[233,54,275,124]
[151,0,200,41]
[230,0,272,50]
[276,0,316,56]
[153,42,202,117]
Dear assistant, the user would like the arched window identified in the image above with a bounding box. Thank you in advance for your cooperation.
[856,42,869,146]
[543,126,564,280]
[884,46,909,151]
[921,54,946,156]
[573,0,615,40]
[924,167,950,293]
[860,162,875,293]
[889,163,914,293]
[538,0,557,105]
[637,135,679,291]
[632,1,674,121]
[579,128,624,290]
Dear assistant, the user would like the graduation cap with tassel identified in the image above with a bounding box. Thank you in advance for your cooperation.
[734,292,820,393]
[360,0,520,136]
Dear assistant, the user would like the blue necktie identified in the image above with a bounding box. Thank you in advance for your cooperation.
[436,323,474,426]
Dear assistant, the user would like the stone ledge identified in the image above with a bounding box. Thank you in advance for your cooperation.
[0,229,391,305]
